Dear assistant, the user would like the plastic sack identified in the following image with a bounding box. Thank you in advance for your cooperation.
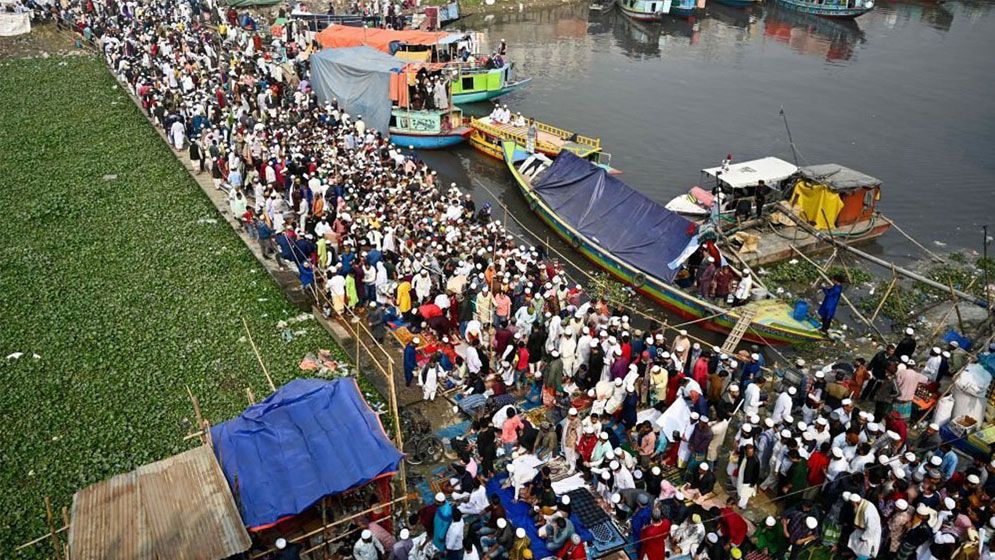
[933,394,955,427]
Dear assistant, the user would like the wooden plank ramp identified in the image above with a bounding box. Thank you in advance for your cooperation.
[721,307,757,354]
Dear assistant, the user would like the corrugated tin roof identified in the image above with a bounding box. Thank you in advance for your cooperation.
[69,445,251,560]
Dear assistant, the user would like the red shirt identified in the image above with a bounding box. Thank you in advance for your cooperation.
[577,434,597,462]
[807,451,830,486]
[638,520,671,560]
[557,541,587,560]
[719,507,748,546]
[693,358,709,389]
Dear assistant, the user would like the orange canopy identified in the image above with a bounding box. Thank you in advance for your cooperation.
[316,24,451,53]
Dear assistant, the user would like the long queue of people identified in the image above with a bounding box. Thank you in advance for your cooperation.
[33,0,995,558]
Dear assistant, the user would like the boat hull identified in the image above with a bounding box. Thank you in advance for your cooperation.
[712,0,757,6]
[389,127,470,149]
[500,143,823,346]
[774,0,873,18]
[452,78,533,105]
[618,3,663,20]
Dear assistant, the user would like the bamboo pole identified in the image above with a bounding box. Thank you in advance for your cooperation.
[869,273,897,323]
[45,497,61,559]
[790,245,886,341]
[14,526,68,552]
[249,495,411,559]
[776,203,985,306]
[879,214,947,263]
[246,386,256,405]
[821,209,852,284]
[241,316,276,391]
[386,359,409,519]
[61,506,70,560]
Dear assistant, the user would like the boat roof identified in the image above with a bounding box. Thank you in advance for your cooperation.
[702,157,798,189]
[798,164,882,191]
[315,24,462,52]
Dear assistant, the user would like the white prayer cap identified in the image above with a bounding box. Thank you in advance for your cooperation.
[780,429,792,438]
[600,432,609,440]
[680,329,688,336]
[362,530,373,540]
[765,516,777,527]
[887,430,901,441]
[413,337,421,344]
[700,463,709,471]
[276,538,288,549]
[968,474,981,484]
[904,452,917,462]
[569,407,578,416]
[802,432,814,441]
[496,518,508,529]
[751,353,760,360]
[700,416,710,423]
[906,327,915,335]
[584,426,594,434]
[610,460,620,470]
[764,418,775,428]
[652,466,662,476]
[787,387,797,395]
[614,378,623,387]
[750,414,761,425]
[895,499,909,511]
[633,469,643,480]
[675,491,685,500]
[929,456,942,466]
[815,371,826,379]
[832,448,844,459]
[916,504,931,516]
[816,418,829,426]
[841,398,853,406]
[590,340,599,347]
[551,350,560,358]
[610,493,621,504]
[942,351,951,358]
[849,493,862,503]
[690,412,700,421]
[928,423,939,431]
[796,421,807,432]
[900,355,910,364]
[868,423,882,433]
[892,466,905,479]
[516,528,527,538]
[601,471,611,481]
[878,454,890,465]
[795,358,806,367]
[435,492,446,503]
[706,533,719,543]
[712,345,721,353]
[742,424,753,433]
[842,491,852,502]
[805,517,818,529]
[990,517,995,529]
[943,497,956,510]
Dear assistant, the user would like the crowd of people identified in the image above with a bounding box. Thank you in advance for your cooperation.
[32,0,995,558]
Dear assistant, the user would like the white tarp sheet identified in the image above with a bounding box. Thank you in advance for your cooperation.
[951,364,992,423]
[654,397,692,443]
[0,12,31,36]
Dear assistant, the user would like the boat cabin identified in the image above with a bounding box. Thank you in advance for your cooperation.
[391,107,465,134]
[787,164,882,230]
[702,156,799,214]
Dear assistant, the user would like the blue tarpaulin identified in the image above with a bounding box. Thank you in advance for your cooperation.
[533,152,694,284]
[309,46,404,134]
[211,378,403,529]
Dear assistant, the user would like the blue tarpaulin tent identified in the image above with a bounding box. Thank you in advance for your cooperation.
[532,152,694,284]
[309,46,405,134]
[211,378,403,529]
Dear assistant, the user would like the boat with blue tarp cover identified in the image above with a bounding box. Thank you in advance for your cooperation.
[500,141,824,345]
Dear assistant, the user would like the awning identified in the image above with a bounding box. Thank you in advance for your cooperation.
[211,378,403,530]
[309,46,406,133]
[702,157,798,189]
[316,23,452,52]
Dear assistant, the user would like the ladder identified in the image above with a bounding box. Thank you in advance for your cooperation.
[721,307,758,355]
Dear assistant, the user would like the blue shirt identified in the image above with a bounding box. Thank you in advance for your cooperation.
[941,449,958,480]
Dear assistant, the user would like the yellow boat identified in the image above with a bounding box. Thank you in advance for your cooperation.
[468,116,619,172]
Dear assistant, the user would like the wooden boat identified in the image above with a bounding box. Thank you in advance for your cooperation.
[590,0,618,14]
[469,116,618,173]
[501,141,824,346]
[389,107,471,149]
[666,158,892,267]
[618,0,699,20]
[449,64,533,105]
[774,0,873,18]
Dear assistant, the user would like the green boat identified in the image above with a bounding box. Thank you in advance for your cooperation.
[449,64,533,105]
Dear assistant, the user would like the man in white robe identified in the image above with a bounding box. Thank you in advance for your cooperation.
[847,494,882,559]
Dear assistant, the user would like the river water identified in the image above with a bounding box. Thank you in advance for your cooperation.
[420,0,995,267]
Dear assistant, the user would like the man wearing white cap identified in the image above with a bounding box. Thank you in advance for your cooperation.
[895,360,927,420]
[833,398,855,427]
[562,407,582,473]
[391,528,414,560]
[847,493,882,560]
[886,499,912,554]
[895,327,917,362]
[826,447,849,481]
[354,529,385,560]
[672,329,690,367]
[772,386,795,426]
